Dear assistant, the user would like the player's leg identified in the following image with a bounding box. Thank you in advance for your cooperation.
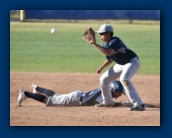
[96,64,121,107]
[32,84,55,96]
[46,91,84,106]
[17,89,47,106]
[120,57,144,111]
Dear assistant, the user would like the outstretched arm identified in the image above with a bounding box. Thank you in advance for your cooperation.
[91,42,114,56]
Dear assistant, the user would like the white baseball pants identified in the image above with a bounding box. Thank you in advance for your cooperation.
[100,57,144,106]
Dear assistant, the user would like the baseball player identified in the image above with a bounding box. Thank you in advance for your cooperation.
[17,80,125,107]
[89,24,145,111]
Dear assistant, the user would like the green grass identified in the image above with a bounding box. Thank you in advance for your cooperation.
[10,22,160,74]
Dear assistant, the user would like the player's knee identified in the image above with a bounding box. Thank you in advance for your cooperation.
[99,76,104,85]
[120,79,130,87]
[100,76,108,85]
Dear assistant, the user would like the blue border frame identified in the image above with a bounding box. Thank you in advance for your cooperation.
[1,0,169,137]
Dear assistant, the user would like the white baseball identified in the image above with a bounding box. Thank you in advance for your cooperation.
[50,28,57,34]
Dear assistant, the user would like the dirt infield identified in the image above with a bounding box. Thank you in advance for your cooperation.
[10,72,160,126]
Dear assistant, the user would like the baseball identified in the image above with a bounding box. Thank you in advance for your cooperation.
[50,28,57,34]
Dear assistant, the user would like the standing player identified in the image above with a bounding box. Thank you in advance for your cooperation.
[17,80,125,107]
[89,24,145,111]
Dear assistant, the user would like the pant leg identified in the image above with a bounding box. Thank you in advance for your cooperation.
[46,91,84,106]
[100,64,122,104]
[120,57,144,106]
[36,86,56,96]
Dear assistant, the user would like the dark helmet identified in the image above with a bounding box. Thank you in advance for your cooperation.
[110,80,125,95]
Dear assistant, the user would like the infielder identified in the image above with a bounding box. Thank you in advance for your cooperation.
[17,80,125,107]
[89,24,145,111]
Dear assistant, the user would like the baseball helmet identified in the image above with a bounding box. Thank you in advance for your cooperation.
[110,80,125,95]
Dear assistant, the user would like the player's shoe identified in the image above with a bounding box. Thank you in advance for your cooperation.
[17,89,27,106]
[95,102,114,107]
[31,84,38,93]
[129,104,145,111]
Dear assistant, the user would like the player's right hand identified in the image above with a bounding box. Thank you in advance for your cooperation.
[97,67,103,74]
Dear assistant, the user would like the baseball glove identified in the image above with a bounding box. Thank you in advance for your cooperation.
[82,27,96,44]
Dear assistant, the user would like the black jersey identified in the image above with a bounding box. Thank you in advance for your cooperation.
[104,37,138,65]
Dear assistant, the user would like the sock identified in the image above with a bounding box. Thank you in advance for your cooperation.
[24,91,46,103]
[36,87,55,96]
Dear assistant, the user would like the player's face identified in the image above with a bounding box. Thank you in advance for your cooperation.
[114,91,122,99]
[99,32,111,42]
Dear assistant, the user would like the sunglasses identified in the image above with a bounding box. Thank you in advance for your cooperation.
[99,32,107,35]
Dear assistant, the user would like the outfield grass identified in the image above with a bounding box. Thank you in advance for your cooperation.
[10,22,160,74]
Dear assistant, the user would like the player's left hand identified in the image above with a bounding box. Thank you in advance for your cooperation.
[89,38,96,45]
[82,27,96,44]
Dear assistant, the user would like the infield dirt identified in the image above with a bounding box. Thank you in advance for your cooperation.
[10,72,160,126]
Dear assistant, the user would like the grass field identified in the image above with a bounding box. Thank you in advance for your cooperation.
[10,21,160,74]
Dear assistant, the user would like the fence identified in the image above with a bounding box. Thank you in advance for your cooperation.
[23,10,160,21]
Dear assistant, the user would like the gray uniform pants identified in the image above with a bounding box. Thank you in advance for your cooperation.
[46,91,85,106]
[100,57,144,106]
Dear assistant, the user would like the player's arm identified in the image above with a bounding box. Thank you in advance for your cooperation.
[91,43,114,56]
[97,60,113,74]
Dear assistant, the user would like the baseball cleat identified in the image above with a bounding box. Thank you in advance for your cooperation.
[95,102,114,107]
[31,84,38,93]
[129,104,145,111]
[17,89,27,106]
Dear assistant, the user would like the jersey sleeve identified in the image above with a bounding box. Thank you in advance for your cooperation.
[106,55,111,61]
[109,38,122,52]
